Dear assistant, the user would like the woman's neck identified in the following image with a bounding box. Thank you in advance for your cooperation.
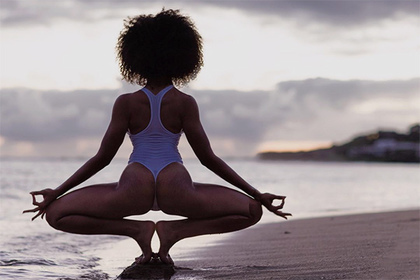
[146,78,173,92]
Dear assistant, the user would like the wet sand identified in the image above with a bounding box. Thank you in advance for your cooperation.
[172,210,419,280]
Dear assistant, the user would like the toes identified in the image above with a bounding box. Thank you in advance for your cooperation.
[135,252,175,265]
[158,253,174,265]
[167,254,174,265]
[135,254,151,265]
[134,254,144,263]
[166,254,174,265]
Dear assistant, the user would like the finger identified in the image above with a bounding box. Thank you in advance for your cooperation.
[31,211,43,221]
[23,207,40,214]
[30,193,39,205]
[263,203,276,212]
[268,205,283,213]
[270,195,285,202]
[268,198,285,210]
[31,190,50,198]
[30,190,45,196]
[276,211,292,219]
[30,194,43,207]
[273,209,289,215]
[273,204,285,210]
[277,198,286,209]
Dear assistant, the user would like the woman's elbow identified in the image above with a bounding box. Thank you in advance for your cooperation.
[198,152,219,168]
[92,152,113,168]
[102,156,113,167]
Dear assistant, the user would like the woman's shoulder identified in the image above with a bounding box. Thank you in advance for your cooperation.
[173,88,197,106]
[115,90,148,104]
[111,92,145,114]
[172,89,199,118]
[112,93,130,107]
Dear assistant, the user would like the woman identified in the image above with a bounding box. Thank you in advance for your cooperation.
[24,9,291,265]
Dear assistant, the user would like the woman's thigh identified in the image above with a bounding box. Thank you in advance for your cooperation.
[156,163,256,219]
[47,163,155,220]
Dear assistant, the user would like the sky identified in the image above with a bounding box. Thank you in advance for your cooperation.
[0,0,419,158]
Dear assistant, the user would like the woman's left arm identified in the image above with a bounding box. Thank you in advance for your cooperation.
[182,96,291,219]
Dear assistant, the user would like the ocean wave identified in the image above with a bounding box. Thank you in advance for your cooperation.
[0,258,57,266]
[57,270,110,280]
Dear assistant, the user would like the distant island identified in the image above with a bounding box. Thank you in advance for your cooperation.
[258,124,420,163]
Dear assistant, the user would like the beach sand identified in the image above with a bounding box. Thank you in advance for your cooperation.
[168,210,419,280]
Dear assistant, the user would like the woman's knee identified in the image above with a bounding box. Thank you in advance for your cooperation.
[44,202,63,229]
[249,199,263,224]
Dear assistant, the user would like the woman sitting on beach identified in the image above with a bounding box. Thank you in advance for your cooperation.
[24,9,291,265]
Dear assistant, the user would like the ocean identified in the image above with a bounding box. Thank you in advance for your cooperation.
[1,158,419,279]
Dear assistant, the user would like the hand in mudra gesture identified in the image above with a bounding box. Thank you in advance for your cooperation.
[23,188,58,221]
[258,193,292,219]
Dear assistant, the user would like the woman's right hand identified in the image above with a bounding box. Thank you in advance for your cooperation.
[257,193,292,219]
[23,188,59,221]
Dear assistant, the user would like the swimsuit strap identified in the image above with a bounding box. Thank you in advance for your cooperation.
[141,85,173,98]
[141,85,174,129]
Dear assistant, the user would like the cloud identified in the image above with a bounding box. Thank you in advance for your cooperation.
[191,89,267,142]
[190,77,419,152]
[207,0,419,27]
[2,0,418,28]
[0,88,119,142]
[265,78,420,143]
[1,78,419,157]
[0,0,152,27]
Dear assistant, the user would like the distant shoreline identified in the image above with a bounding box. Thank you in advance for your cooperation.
[259,124,420,163]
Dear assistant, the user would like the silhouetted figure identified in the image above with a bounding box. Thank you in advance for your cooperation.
[24,9,291,266]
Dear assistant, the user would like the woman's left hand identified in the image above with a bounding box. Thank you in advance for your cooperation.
[23,188,58,221]
[257,193,292,219]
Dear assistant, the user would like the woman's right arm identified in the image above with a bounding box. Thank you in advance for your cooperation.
[55,94,130,196]
[24,94,130,219]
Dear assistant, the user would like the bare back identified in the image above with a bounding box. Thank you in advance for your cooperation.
[126,87,187,135]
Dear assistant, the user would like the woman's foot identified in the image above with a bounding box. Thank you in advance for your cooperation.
[135,254,151,264]
[133,221,156,264]
[160,254,174,265]
[156,221,178,265]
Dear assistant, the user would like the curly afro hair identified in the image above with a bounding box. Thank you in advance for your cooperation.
[116,9,204,86]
